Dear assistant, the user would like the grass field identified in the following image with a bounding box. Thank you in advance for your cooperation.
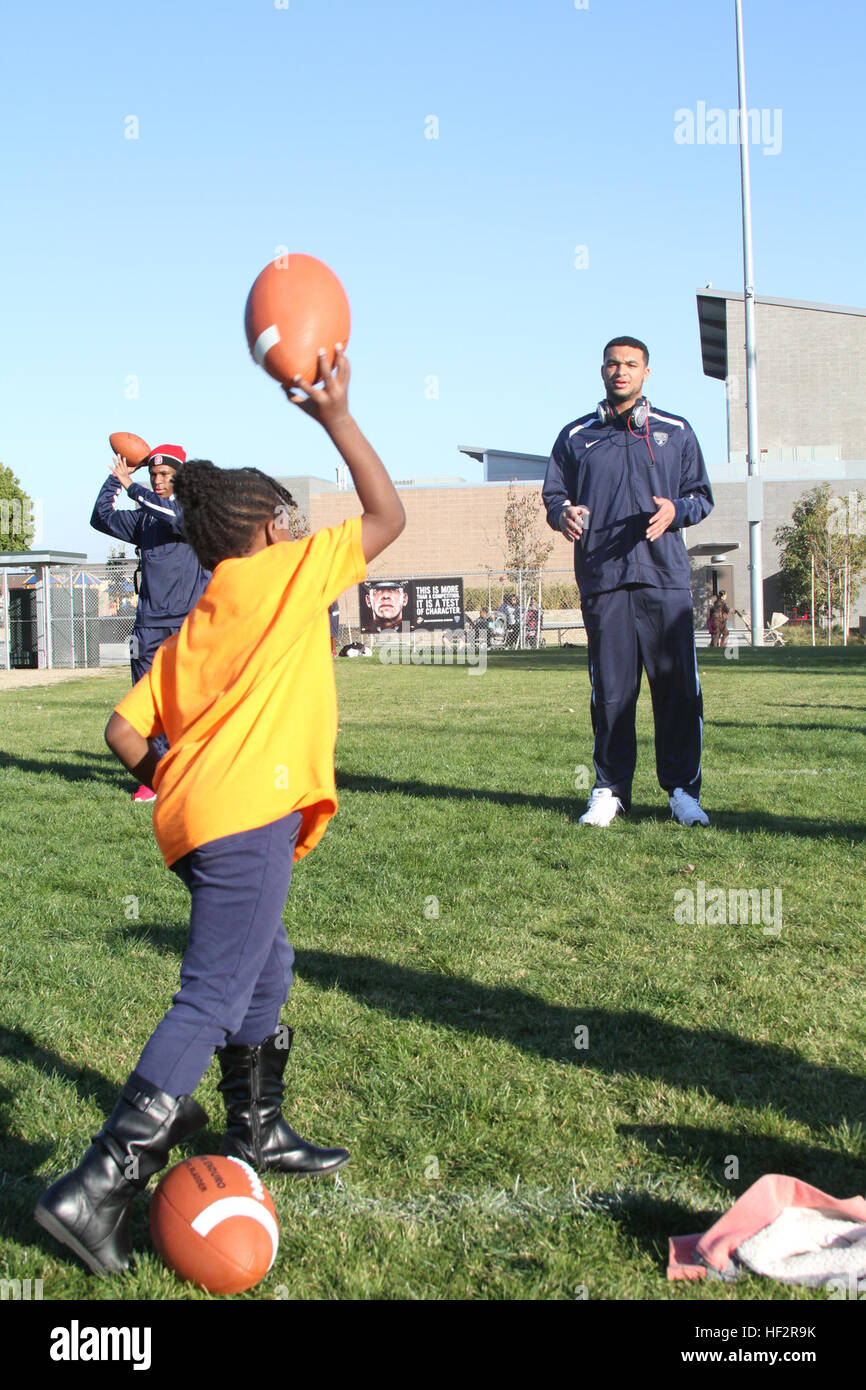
[0,647,864,1303]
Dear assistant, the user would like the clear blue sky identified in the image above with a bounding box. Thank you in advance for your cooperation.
[1,0,863,558]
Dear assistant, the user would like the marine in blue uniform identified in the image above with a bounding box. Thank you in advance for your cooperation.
[542,337,714,827]
[90,443,210,798]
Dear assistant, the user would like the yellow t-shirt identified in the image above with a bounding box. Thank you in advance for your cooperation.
[115,518,366,867]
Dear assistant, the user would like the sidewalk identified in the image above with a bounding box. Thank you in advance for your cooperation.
[0,668,121,692]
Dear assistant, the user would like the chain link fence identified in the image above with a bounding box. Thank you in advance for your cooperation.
[0,560,718,668]
[340,569,586,652]
[0,559,138,671]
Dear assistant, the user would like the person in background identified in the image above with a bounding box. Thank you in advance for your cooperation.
[709,590,730,648]
[90,445,210,801]
[524,600,540,647]
[474,605,494,643]
[498,592,520,648]
[542,335,714,827]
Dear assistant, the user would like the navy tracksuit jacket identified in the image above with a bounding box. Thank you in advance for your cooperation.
[91,476,210,672]
[542,404,714,807]
[91,477,210,756]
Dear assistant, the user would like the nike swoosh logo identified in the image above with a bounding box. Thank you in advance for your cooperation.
[585,440,602,450]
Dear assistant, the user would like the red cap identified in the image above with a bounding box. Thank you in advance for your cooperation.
[147,444,186,467]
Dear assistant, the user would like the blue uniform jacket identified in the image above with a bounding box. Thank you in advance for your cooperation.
[542,405,714,596]
[90,476,210,625]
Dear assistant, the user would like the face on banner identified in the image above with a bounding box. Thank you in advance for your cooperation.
[362,582,410,631]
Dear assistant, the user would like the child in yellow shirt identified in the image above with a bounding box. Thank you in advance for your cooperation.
[36,348,405,1276]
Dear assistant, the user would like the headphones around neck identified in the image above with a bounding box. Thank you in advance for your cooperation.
[597,396,650,430]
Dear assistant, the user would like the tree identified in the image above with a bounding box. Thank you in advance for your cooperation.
[502,482,554,576]
[775,484,866,634]
[0,463,36,551]
[288,506,311,540]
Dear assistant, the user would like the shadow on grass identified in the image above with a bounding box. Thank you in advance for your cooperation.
[0,1024,224,1266]
[697,648,866,673]
[621,1125,865,1205]
[609,1122,866,1271]
[113,921,188,956]
[711,720,865,736]
[336,769,582,820]
[0,749,132,790]
[571,1188,722,1272]
[773,704,866,713]
[2,749,862,841]
[298,951,866,1138]
[0,1024,122,1256]
[337,772,864,839]
[0,1025,121,1121]
[705,809,865,839]
[476,647,866,674]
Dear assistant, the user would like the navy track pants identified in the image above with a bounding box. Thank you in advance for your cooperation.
[131,625,179,761]
[134,811,302,1098]
[580,585,702,810]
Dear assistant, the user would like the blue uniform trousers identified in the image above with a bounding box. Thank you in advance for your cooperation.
[130,625,179,761]
[581,585,702,811]
[135,812,302,1098]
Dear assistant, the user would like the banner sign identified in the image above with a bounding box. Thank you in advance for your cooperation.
[358,577,465,633]
[412,579,464,630]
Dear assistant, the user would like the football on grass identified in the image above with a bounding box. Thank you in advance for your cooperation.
[149,1154,279,1294]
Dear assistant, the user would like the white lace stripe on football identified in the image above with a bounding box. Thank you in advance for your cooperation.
[191,1198,279,1270]
[253,324,281,364]
[226,1154,265,1203]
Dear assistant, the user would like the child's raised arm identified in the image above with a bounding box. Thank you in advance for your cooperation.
[284,347,405,562]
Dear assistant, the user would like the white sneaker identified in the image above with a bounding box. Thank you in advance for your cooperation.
[669,788,709,826]
[579,787,624,826]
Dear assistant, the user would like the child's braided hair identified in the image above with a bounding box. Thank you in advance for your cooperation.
[173,461,297,572]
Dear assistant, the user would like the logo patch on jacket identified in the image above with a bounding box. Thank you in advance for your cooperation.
[652,431,669,446]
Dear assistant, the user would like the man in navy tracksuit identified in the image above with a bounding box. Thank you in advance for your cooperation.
[90,444,210,801]
[542,337,714,827]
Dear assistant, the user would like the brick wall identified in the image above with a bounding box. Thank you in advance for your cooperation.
[311,478,866,628]
[309,481,573,580]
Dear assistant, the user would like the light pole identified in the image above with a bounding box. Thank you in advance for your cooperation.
[735,0,764,645]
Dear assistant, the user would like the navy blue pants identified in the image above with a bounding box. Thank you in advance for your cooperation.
[135,812,302,1098]
[581,585,702,811]
[131,625,179,761]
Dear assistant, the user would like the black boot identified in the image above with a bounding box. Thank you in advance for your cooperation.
[34,1072,208,1276]
[217,1030,349,1175]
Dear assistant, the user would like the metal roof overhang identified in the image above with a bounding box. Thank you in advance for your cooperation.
[696,294,728,380]
[0,551,87,566]
[688,542,741,556]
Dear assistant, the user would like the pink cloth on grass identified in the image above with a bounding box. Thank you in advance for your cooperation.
[667,1174,866,1281]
